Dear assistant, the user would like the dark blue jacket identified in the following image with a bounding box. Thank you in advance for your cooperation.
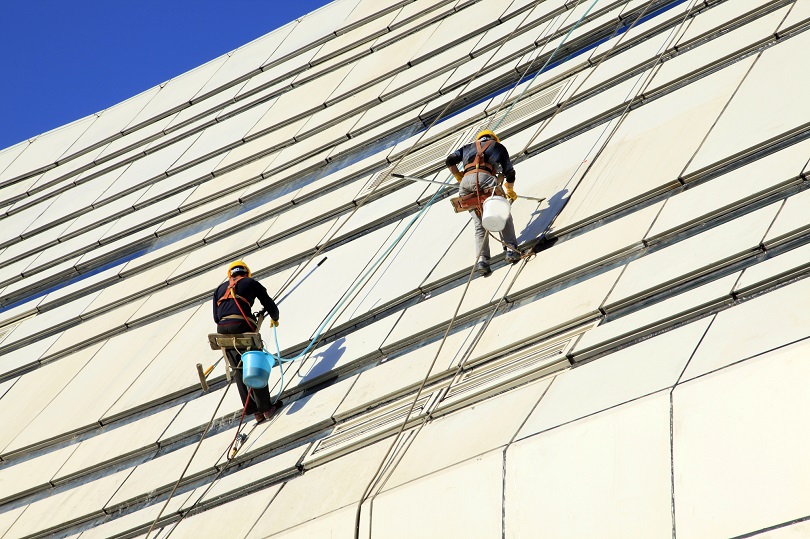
[213,276,279,326]
[446,136,516,183]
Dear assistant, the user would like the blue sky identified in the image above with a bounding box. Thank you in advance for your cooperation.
[0,0,328,150]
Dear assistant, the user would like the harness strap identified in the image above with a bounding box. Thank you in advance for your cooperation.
[217,275,257,330]
[463,139,496,176]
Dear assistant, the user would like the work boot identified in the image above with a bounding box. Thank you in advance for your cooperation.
[505,246,522,264]
[476,260,492,276]
[263,400,284,421]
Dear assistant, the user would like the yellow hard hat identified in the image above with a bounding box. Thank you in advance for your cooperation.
[476,129,500,143]
[227,260,251,278]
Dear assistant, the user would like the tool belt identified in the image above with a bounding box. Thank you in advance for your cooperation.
[450,184,505,213]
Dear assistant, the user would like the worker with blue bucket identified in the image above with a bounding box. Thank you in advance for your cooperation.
[213,260,283,423]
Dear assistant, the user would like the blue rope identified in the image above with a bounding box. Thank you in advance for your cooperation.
[257,0,603,388]
[264,179,453,370]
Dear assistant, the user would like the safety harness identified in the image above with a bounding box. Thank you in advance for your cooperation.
[451,138,505,215]
[463,139,496,177]
[217,275,257,331]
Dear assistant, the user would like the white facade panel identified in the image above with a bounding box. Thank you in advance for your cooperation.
[673,339,810,538]
[762,188,810,248]
[384,377,550,491]
[682,276,810,381]
[245,436,394,538]
[2,469,129,539]
[685,30,810,177]
[647,138,810,241]
[521,319,711,439]
[604,203,779,310]
[373,449,503,538]
[506,392,673,538]
[552,57,755,232]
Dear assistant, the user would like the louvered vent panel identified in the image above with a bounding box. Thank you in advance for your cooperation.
[362,131,469,195]
[0,313,33,346]
[0,323,18,345]
[302,383,447,468]
[433,322,596,416]
[485,80,567,134]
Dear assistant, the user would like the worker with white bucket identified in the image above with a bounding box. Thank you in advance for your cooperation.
[446,130,521,276]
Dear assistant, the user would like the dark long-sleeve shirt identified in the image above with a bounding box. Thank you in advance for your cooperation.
[213,276,279,325]
[445,137,516,183]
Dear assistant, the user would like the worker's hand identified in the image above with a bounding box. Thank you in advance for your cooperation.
[452,170,463,183]
[504,183,518,202]
[269,318,280,328]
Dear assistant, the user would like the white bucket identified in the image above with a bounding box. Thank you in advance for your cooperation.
[481,196,511,232]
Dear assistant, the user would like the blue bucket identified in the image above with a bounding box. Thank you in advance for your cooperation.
[242,350,273,388]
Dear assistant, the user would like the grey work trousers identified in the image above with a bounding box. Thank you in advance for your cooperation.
[459,172,517,261]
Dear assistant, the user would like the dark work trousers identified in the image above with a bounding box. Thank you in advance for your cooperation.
[216,321,273,415]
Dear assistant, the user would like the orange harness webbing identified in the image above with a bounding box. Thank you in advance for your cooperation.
[462,139,496,177]
[217,275,256,331]
[463,139,501,216]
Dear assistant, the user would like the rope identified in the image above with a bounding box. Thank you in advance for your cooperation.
[143,381,234,539]
[491,0,602,133]
[353,239,486,538]
[517,0,687,158]
[147,0,695,534]
[225,388,253,461]
[351,0,700,534]
[259,0,566,398]
[347,6,609,531]
[145,4,544,532]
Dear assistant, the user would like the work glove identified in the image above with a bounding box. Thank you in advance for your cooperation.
[452,170,463,183]
[269,318,280,328]
[504,183,518,202]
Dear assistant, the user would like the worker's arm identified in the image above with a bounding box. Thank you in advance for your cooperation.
[254,281,280,322]
[495,143,516,184]
[497,144,518,201]
[445,150,464,182]
[212,288,221,324]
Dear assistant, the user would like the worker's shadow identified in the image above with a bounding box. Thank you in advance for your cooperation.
[286,337,347,413]
[516,188,568,245]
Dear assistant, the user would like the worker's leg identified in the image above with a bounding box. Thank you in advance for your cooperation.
[217,322,263,415]
[459,173,496,261]
[250,384,274,414]
[468,209,490,260]
[500,214,518,249]
[225,348,259,414]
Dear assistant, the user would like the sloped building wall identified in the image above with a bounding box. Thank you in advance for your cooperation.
[0,0,809,537]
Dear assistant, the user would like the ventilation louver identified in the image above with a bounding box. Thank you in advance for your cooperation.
[433,323,594,417]
[477,79,567,136]
[0,313,34,346]
[302,323,596,468]
[302,384,447,468]
[361,130,470,195]
[0,323,18,346]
